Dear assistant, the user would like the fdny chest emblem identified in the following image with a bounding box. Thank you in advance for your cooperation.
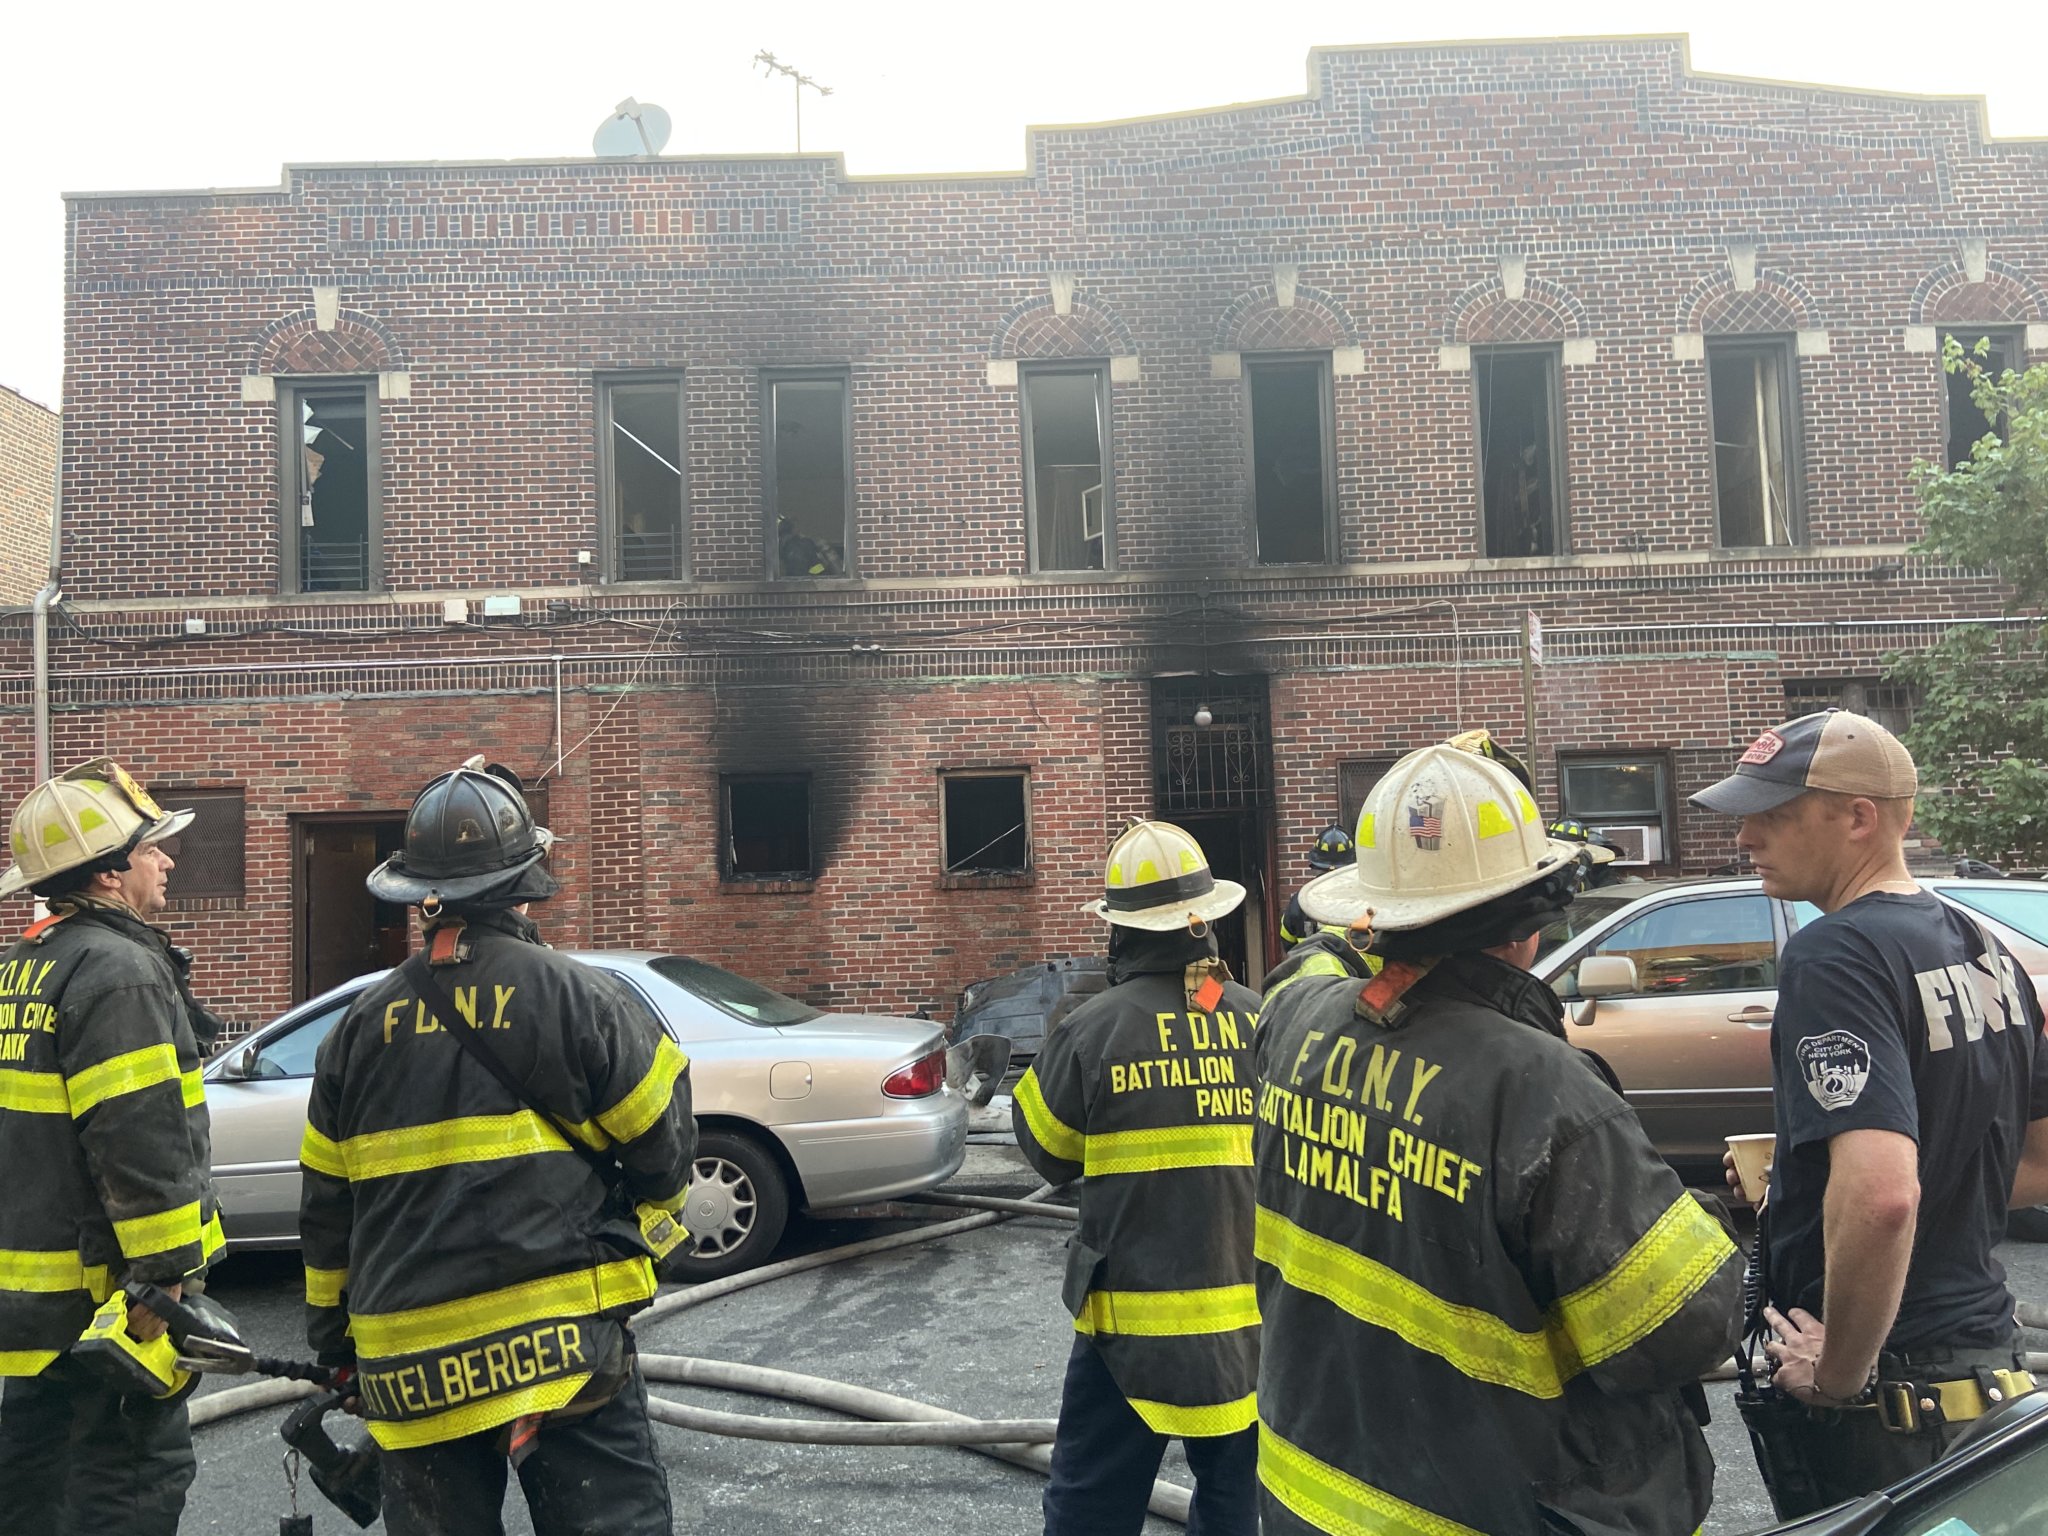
[1796,1029,1872,1111]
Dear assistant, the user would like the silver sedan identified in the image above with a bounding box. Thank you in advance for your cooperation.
[202,952,968,1279]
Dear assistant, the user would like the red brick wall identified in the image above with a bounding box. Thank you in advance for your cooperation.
[0,384,55,603]
[25,37,2048,1026]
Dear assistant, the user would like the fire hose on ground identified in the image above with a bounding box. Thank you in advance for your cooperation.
[183,1181,1200,1526]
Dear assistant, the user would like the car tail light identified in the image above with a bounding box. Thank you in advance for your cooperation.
[883,1047,947,1099]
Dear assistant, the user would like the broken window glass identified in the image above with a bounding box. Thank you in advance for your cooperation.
[768,374,851,578]
[1023,368,1109,572]
[1707,340,1799,546]
[287,383,375,591]
[724,776,812,880]
[941,772,1030,874]
[604,378,685,581]
[1474,349,1562,558]
[1248,359,1331,564]
[1940,329,2021,471]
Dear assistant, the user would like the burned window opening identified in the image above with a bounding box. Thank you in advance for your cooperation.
[1784,678,1919,736]
[724,776,812,880]
[1152,676,1272,812]
[1940,329,2022,471]
[1248,359,1331,564]
[287,384,376,592]
[1023,368,1108,572]
[1475,349,1562,558]
[1707,340,1799,547]
[941,773,1030,874]
[769,374,851,578]
[604,378,686,581]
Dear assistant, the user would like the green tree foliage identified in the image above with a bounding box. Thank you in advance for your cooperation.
[1889,339,2048,865]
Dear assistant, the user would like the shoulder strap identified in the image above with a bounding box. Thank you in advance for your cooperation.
[400,951,621,1187]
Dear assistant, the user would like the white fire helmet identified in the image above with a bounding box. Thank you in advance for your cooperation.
[1084,820,1246,931]
[1299,743,1579,931]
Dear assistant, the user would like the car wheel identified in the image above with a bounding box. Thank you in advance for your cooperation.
[670,1130,791,1281]
[2005,1205,2048,1244]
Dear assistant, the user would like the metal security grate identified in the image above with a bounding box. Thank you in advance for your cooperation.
[1152,677,1271,811]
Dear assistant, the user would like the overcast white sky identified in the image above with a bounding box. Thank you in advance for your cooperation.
[6,1,2045,409]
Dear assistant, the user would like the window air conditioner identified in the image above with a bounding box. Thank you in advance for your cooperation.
[1599,824,1663,865]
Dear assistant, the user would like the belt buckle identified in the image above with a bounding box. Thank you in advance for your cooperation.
[1878,1381,1930,1434]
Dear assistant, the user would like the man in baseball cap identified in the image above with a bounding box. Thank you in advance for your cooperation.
[1691,710,2048,1517]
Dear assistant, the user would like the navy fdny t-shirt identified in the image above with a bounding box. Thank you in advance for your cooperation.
[1768,891,2048,1351]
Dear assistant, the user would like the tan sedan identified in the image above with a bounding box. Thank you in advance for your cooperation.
[1535,877,2048,1172]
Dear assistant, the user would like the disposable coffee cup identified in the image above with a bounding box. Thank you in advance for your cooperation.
[1726,1134,1775,1204]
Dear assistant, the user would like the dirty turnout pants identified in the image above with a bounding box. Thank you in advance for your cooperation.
[379,1360,673,1536]
[0,1353,197,1536]
[1042,1337,1257,1536]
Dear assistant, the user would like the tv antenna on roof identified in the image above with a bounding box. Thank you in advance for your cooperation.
[593,98,672,157]
[754,50,831,152]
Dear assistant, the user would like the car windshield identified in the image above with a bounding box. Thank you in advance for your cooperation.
[1535,888,1645,959]
[1941,887,2048,946]
[649,956,821,1027]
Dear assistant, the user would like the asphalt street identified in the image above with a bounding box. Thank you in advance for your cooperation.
[180,1145,2048,1536]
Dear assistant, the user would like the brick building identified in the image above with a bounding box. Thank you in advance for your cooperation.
[21,35,2048,1031]
[0,383,55,604]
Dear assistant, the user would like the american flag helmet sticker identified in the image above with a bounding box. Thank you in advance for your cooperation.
[1407,792,1444,851]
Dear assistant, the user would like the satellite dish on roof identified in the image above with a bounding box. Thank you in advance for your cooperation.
[593,98,671,157]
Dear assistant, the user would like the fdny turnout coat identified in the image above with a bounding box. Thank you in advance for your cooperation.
[0,902,224,1377]
[301,909,695,1450]
[1253,936,1742,1536]
[1012,932,1261,1438]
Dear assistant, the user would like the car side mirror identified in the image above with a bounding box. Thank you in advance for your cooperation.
[231,1043,261,1080]
[1576,955,1639,998]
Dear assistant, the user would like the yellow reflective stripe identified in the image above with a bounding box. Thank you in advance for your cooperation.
[1256,1205,1570,1398]
[1084,1122,1250,1176]
[300,1123,346,1179]
[1013,1069,1083,1163]
[66,1043,181,1117]
[114,1199,202,1261]
[596,1038,688,1145]
[1259,1418,1484,1536]
[334,1111,574,1182]
[1074,1284,1260,1339]
[305,1265,348,1309]
[1264,951,1352,1005]
[0,1349,63,1376]
[1551,1192,1736,1369]
[0,1248,110,1296]
[366,1373,591,1451]
[1128,1391,1257,1437]
[200,1210,225,1263]
[351,1257,656,1360]
[182,1068,205,1108]
[0,1069,70,1115]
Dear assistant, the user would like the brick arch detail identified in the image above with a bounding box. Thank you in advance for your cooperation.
[1676,269,1818,333]
[249,309,406,376]
[992,293,1136,360]
[1912,262,2047,325]
[1211,282,1360,352]
[1441,276,1586,345]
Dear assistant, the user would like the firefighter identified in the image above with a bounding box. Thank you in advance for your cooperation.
[301,759,694,1536]
[1253,744,1743,1536]
[1547,816,1623,890]
[0,760,224,1536]
[1013,820,1261,1536]
[1278,823,1355,948]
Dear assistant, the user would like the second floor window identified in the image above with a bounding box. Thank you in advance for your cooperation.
[767,372,851,578]
[1474,347,1563,558]
[1707,338,1801,547]
[601,375,686,581]
[1941,328,2022,470]
[1022,365,1110,573]
[1247,356,1334,564]
[281,381,379,593]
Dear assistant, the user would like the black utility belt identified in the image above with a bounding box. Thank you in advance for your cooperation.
[1856,1368,2034,1433]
